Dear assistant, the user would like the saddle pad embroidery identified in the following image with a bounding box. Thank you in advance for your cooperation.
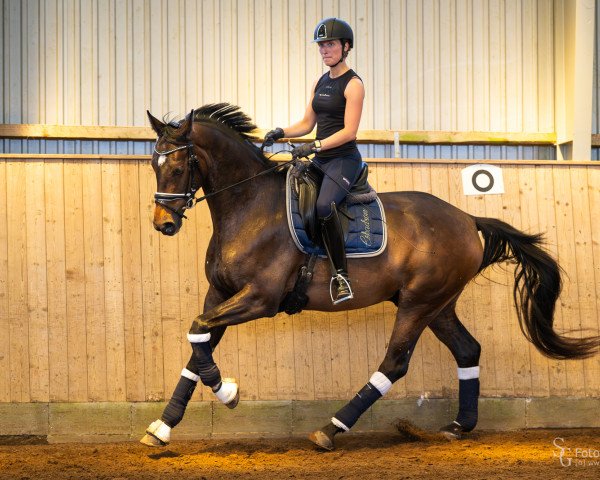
[285,167,387,258]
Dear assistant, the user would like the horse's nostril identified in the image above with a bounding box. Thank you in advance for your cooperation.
[161,222,177,236]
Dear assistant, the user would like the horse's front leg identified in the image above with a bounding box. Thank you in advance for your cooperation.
[187,283,279,401]
[141,287,230,447]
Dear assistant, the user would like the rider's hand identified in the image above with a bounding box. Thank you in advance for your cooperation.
[262,127,285,148]
[291,142,317,159]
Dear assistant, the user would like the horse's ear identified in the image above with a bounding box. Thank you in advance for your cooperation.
[182,109,194,138]
[147,110,166,137]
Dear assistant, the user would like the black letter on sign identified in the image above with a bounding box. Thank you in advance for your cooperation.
[471,170,494,193]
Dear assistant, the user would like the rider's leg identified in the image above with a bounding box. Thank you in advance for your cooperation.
[315,154,362,304]
[320,202,353,303]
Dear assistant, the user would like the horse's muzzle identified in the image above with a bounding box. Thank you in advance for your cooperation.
[153,204,183,236]
[155,221,179,236]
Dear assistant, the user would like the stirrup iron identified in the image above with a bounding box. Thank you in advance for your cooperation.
[330,273,354,304]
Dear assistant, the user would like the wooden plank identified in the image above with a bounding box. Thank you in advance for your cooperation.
[255,317,278,400]
[158,231,183,400]
[7,160,30,402]
[82,159,107,401]
[44,159,69,402]
[310,302,334,400]
[63,160,89,401]
[551,167,586,396]
[274,312,296,400]
[0,156,10,401]
[292,311,315,400]
[586,167,600,395]
[101,159,126,401]
[139,155,164,401]
[569,167,599,396]
[120,160,145,401]
[329,310,351,398]
[26,161,50,402]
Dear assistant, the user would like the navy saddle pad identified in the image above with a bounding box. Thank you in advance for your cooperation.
[285,166,387,258]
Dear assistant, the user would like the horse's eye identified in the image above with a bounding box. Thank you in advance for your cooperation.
[173,167,184,176]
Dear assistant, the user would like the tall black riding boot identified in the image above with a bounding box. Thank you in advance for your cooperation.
[320,203,353,304]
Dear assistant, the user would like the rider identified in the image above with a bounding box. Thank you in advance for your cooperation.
[264,17,365,304]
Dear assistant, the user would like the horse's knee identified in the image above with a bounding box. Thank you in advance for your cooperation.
[380,353,411,383]
[455,338,481,368]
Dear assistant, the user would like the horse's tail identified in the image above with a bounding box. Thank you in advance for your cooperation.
[474,216,599,360]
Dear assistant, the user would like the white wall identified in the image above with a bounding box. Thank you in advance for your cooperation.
[1,0,559,158]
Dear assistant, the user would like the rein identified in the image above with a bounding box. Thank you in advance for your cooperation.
[153,142,294,220]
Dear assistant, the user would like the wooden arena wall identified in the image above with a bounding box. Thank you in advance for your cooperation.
[0,156,598,405]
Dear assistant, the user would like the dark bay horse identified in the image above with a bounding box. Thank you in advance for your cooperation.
[141,103,599,450]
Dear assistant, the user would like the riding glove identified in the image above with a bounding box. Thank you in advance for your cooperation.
[263,127,285,147]
[291,142,318,159]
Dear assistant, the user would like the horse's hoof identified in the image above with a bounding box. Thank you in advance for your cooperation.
[439,422,466,441]
[140,433,167,447]
[141,419,171,447]
[308,430,335,451]
[225,389,240,409]
[215,378,239,409]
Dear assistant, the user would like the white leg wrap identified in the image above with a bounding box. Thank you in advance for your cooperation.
[369,371,392,395]
[214,378,238,405]
[181,368,200,382]
[187,332,211,343]
[457,366,480,380]
[331,417,350,432]
[146,419,171,444]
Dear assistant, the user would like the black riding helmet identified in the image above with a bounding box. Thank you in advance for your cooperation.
[312,17,354,49]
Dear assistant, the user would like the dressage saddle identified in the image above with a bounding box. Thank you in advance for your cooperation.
[293,162,376,244]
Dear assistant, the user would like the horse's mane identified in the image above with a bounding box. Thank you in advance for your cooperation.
[163,103,276,168]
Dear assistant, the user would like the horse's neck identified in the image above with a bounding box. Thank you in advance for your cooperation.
[206,170,285,236]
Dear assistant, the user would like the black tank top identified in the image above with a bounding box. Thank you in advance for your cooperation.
[311,69,362,159]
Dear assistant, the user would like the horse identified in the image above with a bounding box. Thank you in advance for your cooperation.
[140,103,599,450]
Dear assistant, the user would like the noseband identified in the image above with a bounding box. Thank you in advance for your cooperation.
[153,143,200,220]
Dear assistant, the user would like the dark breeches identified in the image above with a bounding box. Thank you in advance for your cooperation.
[314,152,363,218]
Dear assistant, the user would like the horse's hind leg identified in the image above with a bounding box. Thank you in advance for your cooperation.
[141,325,228,447]
[428,303,481,440]
[309,305,431,451]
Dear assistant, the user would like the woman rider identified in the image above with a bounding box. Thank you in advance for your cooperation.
[264,17,365,305]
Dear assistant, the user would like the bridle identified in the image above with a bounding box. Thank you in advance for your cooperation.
[153,143,201,220]
[153,140,295,221]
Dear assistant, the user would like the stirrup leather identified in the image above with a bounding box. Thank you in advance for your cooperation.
[330,273,354,304]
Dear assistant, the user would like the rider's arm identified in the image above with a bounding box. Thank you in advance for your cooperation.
[318,77,364,151]
[281,81,318,138]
